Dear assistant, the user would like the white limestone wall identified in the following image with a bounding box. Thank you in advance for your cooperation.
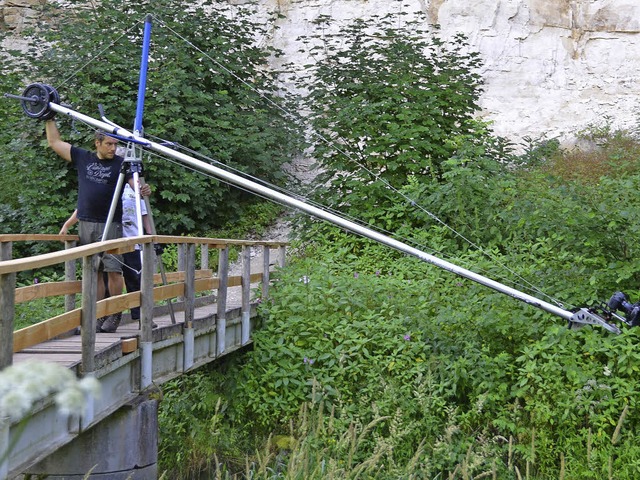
[253,0,640,146]
[3,0,640,145]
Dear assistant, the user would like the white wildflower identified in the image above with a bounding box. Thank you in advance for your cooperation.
[0,361,101,425]
[55,387,87,416]
[603,365,612,377]
[0,389,32,421]
[78,376,101,396]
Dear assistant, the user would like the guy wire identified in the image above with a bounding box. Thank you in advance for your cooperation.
[151,14,568,309]
[55,18,145,91]
[57,13,567,310]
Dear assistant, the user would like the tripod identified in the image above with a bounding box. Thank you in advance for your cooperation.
[101,139,177,326]
[102,141,145,243]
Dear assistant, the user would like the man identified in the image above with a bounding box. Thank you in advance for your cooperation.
[46,119,151,332]
[59,184,154,326]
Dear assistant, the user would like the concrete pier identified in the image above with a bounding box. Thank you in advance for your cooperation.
[26,395,158,479]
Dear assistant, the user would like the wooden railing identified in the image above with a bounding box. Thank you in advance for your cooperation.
[0,234,287,373]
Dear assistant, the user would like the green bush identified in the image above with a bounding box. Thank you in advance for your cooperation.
[0,0,303,248]
[158,359,255,478]
[156,127,640,477]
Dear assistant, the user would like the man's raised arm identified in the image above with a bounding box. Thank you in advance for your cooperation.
[45,119,72,162]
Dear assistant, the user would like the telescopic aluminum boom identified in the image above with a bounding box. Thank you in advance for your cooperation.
[44,100,581,324]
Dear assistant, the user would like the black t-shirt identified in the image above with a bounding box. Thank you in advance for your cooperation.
[71,146,127,223]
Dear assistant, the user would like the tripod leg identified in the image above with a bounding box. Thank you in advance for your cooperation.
[139,178,177,325]
[101,170,128,242]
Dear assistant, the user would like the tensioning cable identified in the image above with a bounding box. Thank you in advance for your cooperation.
[137,134,568,305]
[148,13,569,310]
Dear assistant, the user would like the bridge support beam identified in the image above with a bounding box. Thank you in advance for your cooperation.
[25,394,158,479]
[183,243,195,370]
[0,241,15,369]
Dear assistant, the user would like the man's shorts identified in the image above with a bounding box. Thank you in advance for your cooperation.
[78,220,123,273]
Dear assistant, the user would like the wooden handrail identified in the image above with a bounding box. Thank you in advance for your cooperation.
[1,235,288,367]
[0,234,79,242]
[0,233,288,246]
[13,270,215,304]
[0,235,288,275]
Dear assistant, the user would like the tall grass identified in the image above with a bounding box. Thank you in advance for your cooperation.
[159,396,638,479]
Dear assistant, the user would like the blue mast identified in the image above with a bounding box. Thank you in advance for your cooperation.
[134,14,153,135]
[99,14,153,243]
[129,14,153,239]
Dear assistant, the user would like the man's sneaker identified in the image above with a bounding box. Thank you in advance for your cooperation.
[100,312,122,333]
[96,316,108,332]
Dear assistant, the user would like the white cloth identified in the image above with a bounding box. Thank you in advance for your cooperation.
[121,183,147,239]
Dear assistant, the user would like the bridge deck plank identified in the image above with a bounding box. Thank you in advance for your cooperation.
[10,283,253,368]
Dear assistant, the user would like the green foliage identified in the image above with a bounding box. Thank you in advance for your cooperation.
[217,257,640,479]
[0,66,76,248]
[155,122,640,478]
[14,271,66,330]
[151,122,640,478]
[297,11,513,235]
[154,246,634,479]
[1,0,303,250]
[211,201,285,240]
[15,3,638,477]
[157,360,254,479]
[302,15,485,184]
[236,262,434,430]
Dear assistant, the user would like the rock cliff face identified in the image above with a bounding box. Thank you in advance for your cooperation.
[258,0,640,145]
[0,0,45,32]
[3,0,639,144]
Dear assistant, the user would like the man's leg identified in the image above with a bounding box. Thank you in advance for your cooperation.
[97,270,109,300]
[107,271,124,297]
[99,223,124,333]
[100,270,124,333]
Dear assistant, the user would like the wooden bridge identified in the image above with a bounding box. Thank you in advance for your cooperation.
[0,234,287,479]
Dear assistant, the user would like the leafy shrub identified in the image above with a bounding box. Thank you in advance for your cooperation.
[14,271,66,330]
[1,0,303,246]
[158,360,254,479]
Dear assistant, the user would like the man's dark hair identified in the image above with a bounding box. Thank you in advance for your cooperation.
[95,131,109,142]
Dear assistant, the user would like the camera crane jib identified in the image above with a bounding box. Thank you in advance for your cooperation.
[3,12,636,335]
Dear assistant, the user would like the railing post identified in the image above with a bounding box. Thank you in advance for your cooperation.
[278,245,286,268]
[241,245,251,344]
[0,241,15,369]
[200,243,209,296]
[177,243,186,304]
[73,253,96,451]
[215,246,229,355]
[0,421,8,479]
[64,240,77,312]
[80,254,99,377]
[183,243,195,371]
[200,244,208,269]
[140,242,155,389]
[262,245,270,300]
